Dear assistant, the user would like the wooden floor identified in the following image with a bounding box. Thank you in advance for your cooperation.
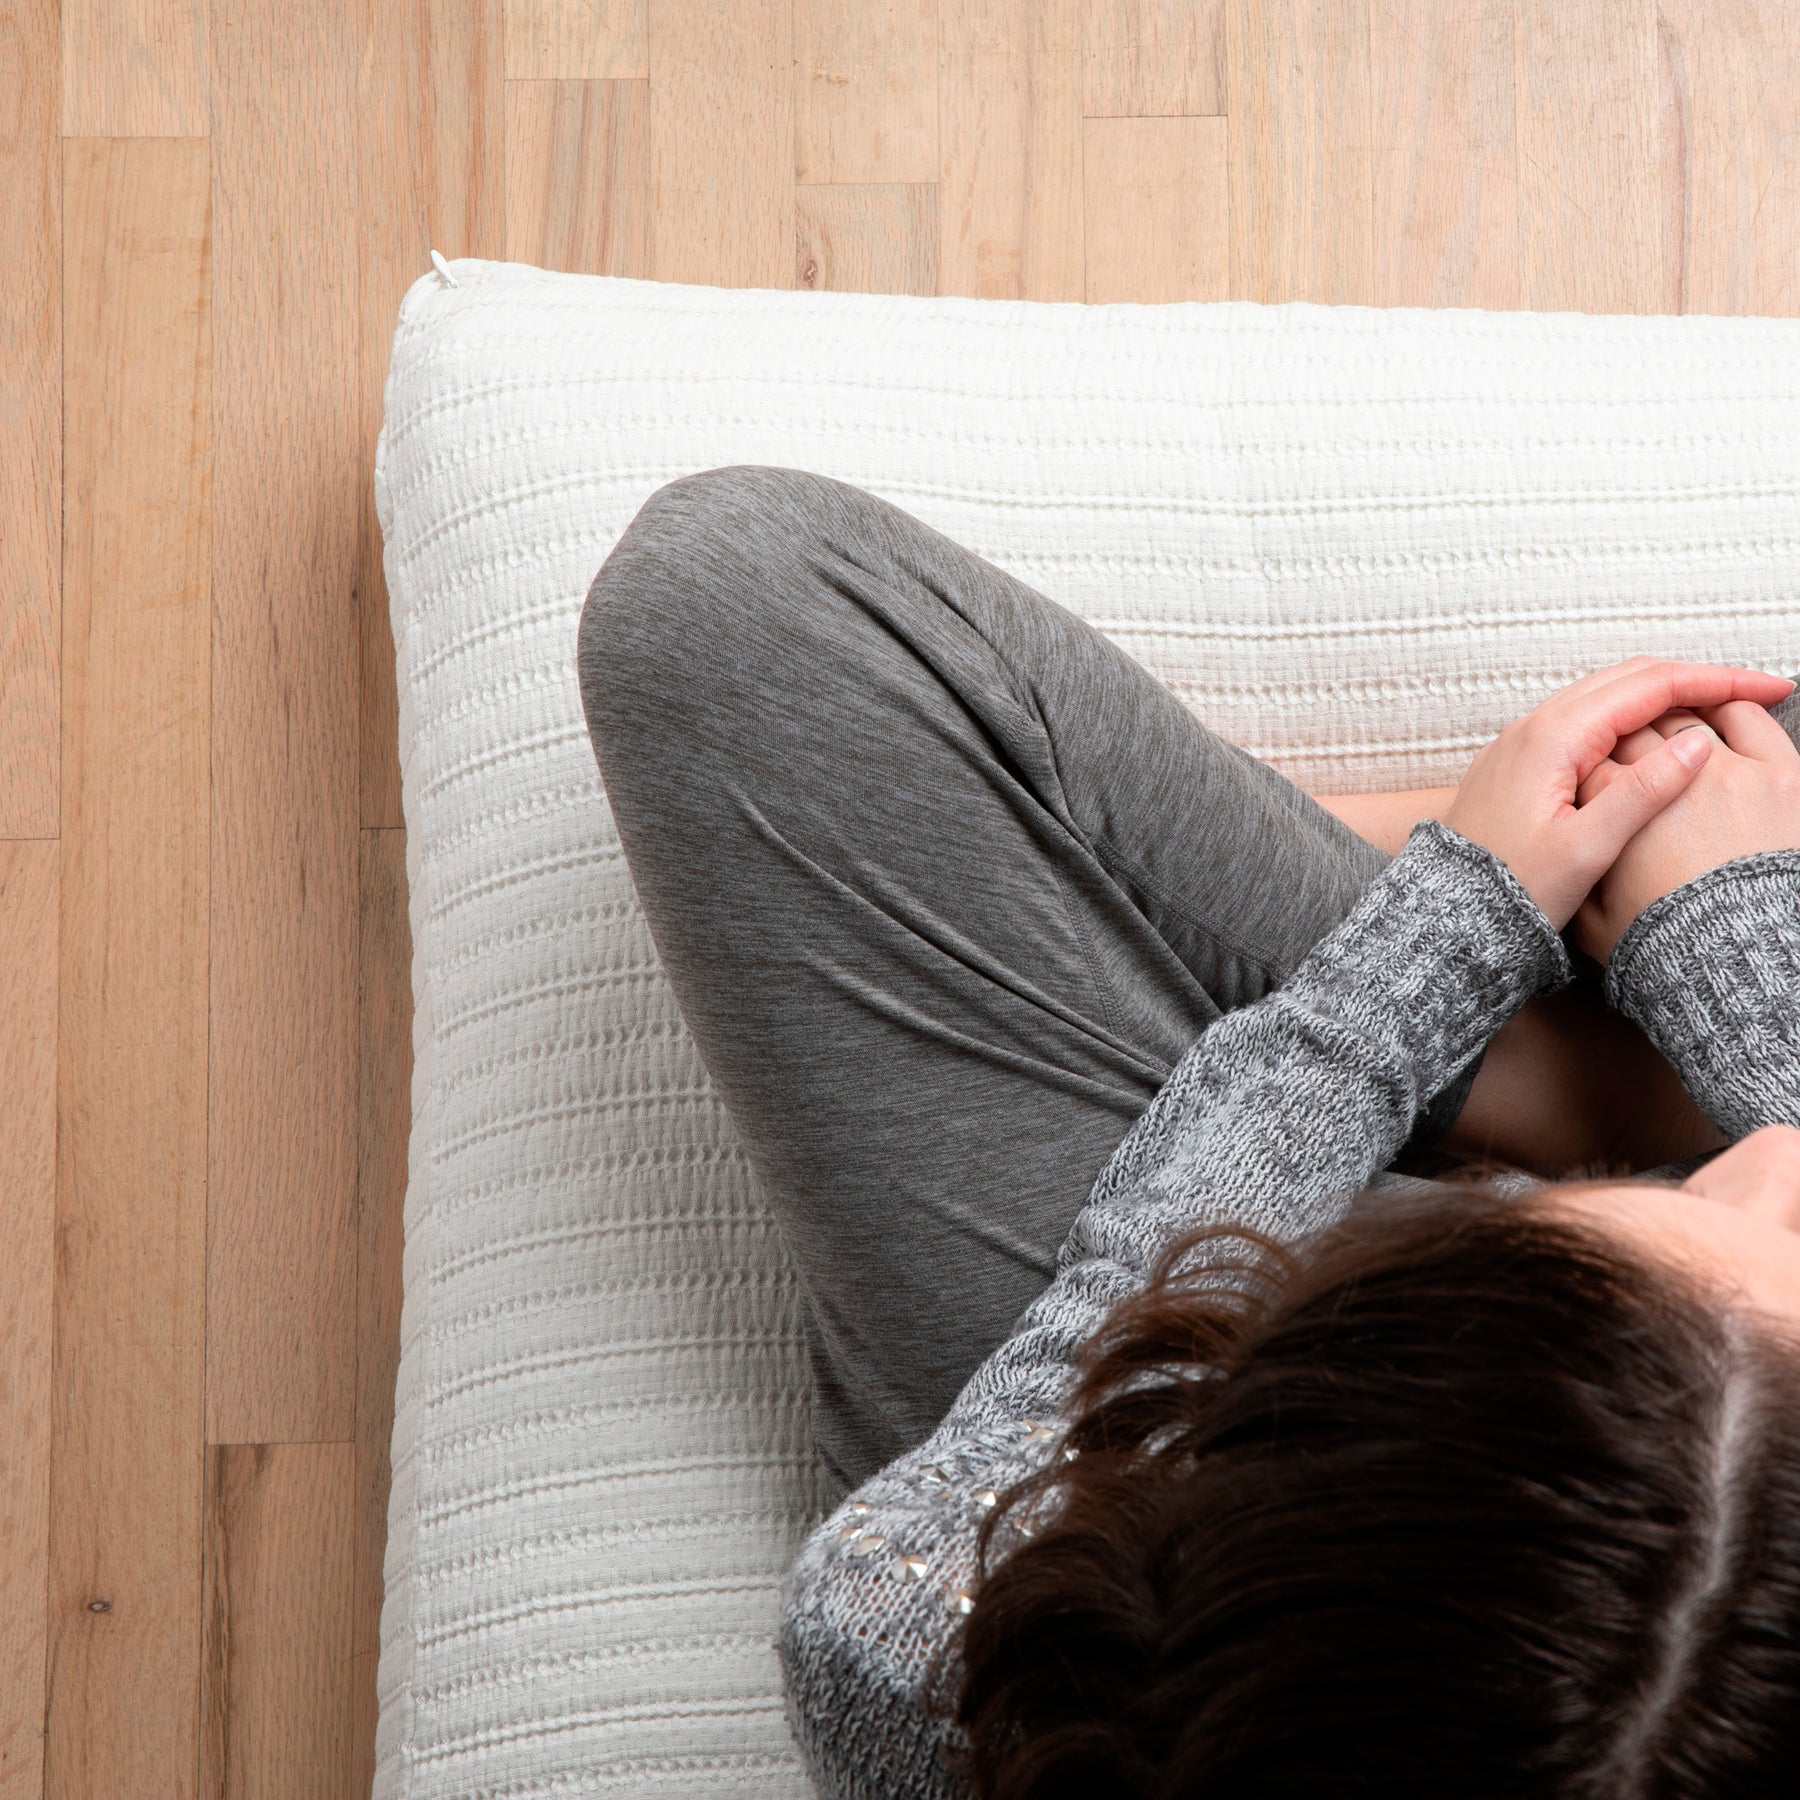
[1,0,1796,1793]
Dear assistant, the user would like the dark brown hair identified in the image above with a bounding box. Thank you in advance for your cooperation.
[947,1175,1800,1797]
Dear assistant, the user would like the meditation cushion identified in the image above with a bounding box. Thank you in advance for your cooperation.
[371,259,1800,1798]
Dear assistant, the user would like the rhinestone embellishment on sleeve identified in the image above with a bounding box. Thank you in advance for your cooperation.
[828,1412,1068,1619]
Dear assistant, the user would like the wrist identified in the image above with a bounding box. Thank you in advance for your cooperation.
[1605,851,1800,1004]
[1306,817,1573,1024]
[1438,805,1565,929]
[1602,850,1800,1141]
[1316,786,1461,859]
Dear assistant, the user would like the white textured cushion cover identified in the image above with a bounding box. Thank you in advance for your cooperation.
[371,260,1800,1798]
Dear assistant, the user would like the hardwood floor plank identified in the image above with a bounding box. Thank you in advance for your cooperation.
[1226,0,1375,305]
[503,0,646,78]
[347,1651,378,1800]
[1369,0,1520,310]
[796,181,938,292]
[793,0,937,185]
[200,1444,356,1800]
[344,824,410,1797]
[1658,0,1800,317]
[0,841,55,1800]
[61,0,206,134]
[26,6,1800,1799]
[1082,0,1225,118]
[50,135,209,1800]
[647,0,795,287]
[1515,0,1662,313]
[0,0,60,839]
[1082,113,1225,301]
[504,77,651,273]
[358,0,504,828]
[209,1,360,1445]
[352,829,409,1672]
[939,0,1083,300]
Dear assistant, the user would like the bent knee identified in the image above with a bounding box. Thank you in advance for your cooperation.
[581,462,896,672]
[599,465,860,601]
[577,465,877,770]
[582,465,843,652]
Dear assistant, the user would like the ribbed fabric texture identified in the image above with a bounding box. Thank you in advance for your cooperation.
[370,258,1800,1799]
[1605,849,1800,1140]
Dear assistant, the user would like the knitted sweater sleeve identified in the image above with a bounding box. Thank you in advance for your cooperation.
[775,821,1573,1800]
[1601,849,1800,1139]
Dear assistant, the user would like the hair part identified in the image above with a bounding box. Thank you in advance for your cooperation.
[1597,1304,1757,1794]
[945,1177,1800,1798]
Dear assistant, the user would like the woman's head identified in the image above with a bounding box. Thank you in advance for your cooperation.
[951,1129,1800,1797]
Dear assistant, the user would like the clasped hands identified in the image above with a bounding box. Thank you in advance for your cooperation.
[1441,656,1800,966]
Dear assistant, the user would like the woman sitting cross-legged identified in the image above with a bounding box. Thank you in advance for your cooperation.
[577,464,1800,1798]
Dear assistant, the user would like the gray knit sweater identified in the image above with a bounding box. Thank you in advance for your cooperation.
[775,819,1800,1799]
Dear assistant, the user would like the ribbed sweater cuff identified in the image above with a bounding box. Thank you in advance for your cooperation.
[1279,818,1573,1132]
[1602,850,1800,1140]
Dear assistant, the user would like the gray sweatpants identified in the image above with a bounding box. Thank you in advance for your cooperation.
[577,465,1551,1486]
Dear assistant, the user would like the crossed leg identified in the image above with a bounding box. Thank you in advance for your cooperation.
[582,462,1729,1485]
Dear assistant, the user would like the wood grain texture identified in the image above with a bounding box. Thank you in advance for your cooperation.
[1658,0,1800,317]
[939,0,1084,299]
[0,0,59,838]
[1515,0,1664,313]
[50,135,209,1800]
[504,77,651,272]
[352,829,409,1669]
[208,0,360,1446]
[647,0,795,286]
[797,181,938,293]
[201,1444,356,1800]
[504,0,646,78]
[1083,0,1225,118]
[348,1651,378,1800]
[0,841,55,1800]
[1226,0,1376,304]
[1369,0,1520,309]
[1082,113,1226,300]
[357,0,505,828]
[12,6,1800,1795]
[793,0,937,184]
[60,0,205,134]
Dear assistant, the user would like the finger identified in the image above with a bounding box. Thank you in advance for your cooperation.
[1517,659,1784,736]
[1575,757,1625,806]
[1691,697,1799,762]
[1574,665,1795,729]
[1547,663,1794,765]
[1548,659,1788,710]
[1500,658,1664,728]
[1571,735,1702,805]
[1571,727,1713,866]
[1609,723,1672,766]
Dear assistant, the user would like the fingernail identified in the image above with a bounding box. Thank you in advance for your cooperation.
[1671,727,1711,767]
